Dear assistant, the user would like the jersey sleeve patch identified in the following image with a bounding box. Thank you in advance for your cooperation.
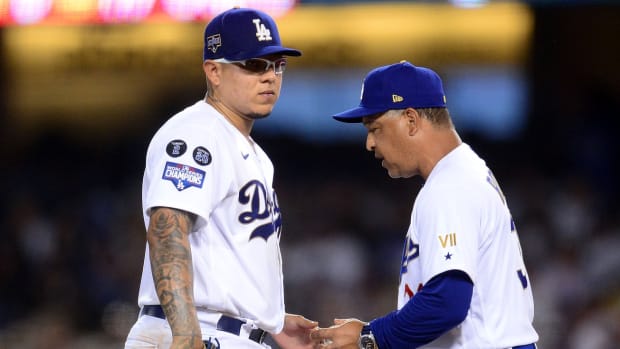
[193,146,212,166]
[162,161,205,191]
[438,233,457,249]
[166,139,187,157]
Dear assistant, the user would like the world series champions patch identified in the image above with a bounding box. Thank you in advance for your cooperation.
[162,162,205,191]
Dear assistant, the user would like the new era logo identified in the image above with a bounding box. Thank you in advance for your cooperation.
[392,94,404,102]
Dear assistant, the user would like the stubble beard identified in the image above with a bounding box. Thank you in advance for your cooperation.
[247,112,271,120]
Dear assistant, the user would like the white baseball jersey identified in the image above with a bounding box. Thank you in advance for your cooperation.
[137,100,285,333]
[398,143,538,348]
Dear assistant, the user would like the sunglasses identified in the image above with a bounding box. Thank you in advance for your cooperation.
[214,57,288,75]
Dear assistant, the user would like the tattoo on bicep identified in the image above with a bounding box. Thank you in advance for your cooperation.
[147,207,199,330]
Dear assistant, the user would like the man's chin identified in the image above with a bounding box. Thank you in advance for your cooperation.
[248,112,271,120]
[386,167,406,179]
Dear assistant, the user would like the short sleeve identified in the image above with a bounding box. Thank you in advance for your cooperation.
[415,185,481,284]
[143,121,230,224]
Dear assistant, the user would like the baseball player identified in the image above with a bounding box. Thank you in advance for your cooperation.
[124,7,317,349]
[310,62,539,349]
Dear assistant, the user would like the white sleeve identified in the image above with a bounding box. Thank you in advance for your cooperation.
[143,122,230,226]
[415,185,481,284]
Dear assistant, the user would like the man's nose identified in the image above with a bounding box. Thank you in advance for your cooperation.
[366,135,375,152]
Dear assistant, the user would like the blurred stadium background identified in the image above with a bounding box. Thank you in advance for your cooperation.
[0,0,619,348]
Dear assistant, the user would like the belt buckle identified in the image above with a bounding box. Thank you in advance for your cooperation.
[216,314,267,344]
[204,337,220,349]
[249,328,267,343]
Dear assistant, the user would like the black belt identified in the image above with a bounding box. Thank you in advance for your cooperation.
[140,305,267,344]
[513,344,536,349]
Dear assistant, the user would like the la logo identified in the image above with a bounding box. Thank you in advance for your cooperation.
[253,19,272,41]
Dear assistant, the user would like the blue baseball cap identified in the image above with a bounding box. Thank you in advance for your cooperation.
[203,7,301,61]
[333,61,447,123]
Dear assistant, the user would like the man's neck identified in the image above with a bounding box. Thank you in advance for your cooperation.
[205,93,254,139]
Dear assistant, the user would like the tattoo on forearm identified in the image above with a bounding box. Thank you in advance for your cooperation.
[148,207,200,336]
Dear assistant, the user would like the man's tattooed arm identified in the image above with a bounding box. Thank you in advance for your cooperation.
[147,206,204,349]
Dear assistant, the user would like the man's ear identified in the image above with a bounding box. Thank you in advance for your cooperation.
[405,108,420,136]
[203,60,220,86]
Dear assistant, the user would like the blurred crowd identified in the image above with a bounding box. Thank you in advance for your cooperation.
[0,109,619,348]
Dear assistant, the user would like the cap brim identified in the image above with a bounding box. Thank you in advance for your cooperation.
[332,106,388,123]
[272,47,302,57]
[228,46,302,60]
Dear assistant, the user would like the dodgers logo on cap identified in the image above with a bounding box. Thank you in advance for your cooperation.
[253,18,272,41]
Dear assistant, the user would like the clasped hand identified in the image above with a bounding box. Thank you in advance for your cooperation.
[309,318,366,349]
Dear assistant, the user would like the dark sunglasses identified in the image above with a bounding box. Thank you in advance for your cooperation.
[214,57,287,75]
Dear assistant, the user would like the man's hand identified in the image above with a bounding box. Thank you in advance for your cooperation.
[272,313,319,349]
[310,318,366,349]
